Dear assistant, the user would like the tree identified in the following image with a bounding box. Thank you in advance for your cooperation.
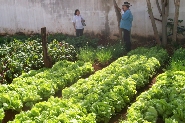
[146,0,161,45]
[146,0,170,46]
[172,0,180,42]
[155,0,169,46]
[113,0,122,40]
[161,0,169,46]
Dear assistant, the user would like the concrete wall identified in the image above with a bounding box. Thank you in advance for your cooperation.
[0,0,185,39]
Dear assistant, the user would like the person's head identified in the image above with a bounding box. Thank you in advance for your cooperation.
[122,2,131,11]
[74,9,80,16]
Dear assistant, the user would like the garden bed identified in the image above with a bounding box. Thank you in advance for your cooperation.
[108,61,168,123]
[118,47,185,123]
[3,33,184,123]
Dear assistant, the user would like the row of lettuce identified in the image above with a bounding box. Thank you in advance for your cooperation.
[120,48,185,123]
[0,61,94,122]
[8,47,169,123]
[0,39,76,84]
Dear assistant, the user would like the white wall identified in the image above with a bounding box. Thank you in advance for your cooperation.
[0,0,185,39]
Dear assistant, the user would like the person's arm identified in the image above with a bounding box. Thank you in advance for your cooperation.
[81,15,85,22]
[73,22,76,32]
[122,10,130,20]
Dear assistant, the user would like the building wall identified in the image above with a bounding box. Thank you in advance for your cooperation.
[0,0,185,39]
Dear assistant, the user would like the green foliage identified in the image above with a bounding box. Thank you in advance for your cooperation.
[77,43,125,64]
[96,47,112,65]
[109,43,125,59]
[0,35,40,45]
[47,33,99,48]
[0,39,76,84]
[48,39,77,63]
[167,18,185,36]
[168,48,185,71]
[47,33,68,43]
[64,35,98,48]
[78,47,96,64]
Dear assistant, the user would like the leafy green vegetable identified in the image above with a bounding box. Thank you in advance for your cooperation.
[9,97,96,123]
[0,39,76,84]
[0,61,94,112]
[62,46,168,122]
[0,108,4,122]
[121,70,185,123]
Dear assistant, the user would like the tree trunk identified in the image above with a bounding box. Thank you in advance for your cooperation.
[172,0,180,42]
[161,0,169,47]
[113,0,122,40]
[156,0,162,16]
[146,0,161,45]
[41,27,53,68]
[161,1,167,46]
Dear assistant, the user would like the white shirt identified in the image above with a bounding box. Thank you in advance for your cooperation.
[72,15,84,29]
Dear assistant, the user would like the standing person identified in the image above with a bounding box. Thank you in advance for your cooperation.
[120,2,133,52]
[72,9,85,37]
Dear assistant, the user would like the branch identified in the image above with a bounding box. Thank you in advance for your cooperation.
[156,0,162,16]
[146,0,161,45]
[166,0,169,16]
[113,0,122,39]
[161,0,165,15]
[113,0,120,12]
[149,16,162,22]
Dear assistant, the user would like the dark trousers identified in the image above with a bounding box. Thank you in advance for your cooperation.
[76,28,84,37]
[123,29,131,52]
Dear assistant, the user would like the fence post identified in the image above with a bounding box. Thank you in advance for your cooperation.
[41,27,52,68]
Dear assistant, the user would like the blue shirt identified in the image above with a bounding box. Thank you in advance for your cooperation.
[120,9,133,31]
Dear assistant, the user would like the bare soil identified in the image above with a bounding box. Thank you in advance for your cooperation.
[2,110,19,123]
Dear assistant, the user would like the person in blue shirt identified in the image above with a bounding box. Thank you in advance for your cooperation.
[120,2,133,52]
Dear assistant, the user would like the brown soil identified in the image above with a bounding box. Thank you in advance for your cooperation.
[93,63,104,71]
[2,110,19,123]
[157,117,165,123]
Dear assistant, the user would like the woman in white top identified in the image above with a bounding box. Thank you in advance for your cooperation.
[72,9,85,37]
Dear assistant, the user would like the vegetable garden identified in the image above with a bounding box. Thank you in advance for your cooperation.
[0,34,185,123]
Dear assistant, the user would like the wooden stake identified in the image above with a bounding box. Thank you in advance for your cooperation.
[41,27,53,68]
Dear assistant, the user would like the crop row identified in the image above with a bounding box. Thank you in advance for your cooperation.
[121,71,185,123]
[120,48,185,123]
[9,97,96,123]
[10,47,168,123]
[0,39,76,84]
[0,60,93,122]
